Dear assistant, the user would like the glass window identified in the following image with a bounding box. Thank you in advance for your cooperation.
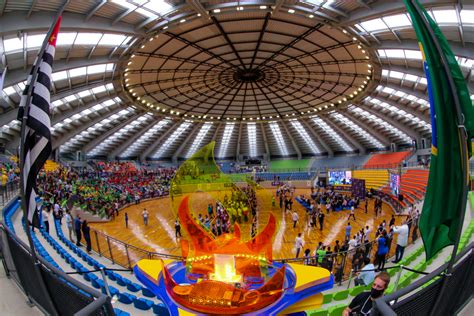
[74,33,102,45]
[383,14,412,28]
[3,37,23,52]
[360,18,386,32]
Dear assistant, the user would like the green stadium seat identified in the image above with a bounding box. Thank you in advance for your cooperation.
[385,284,395,295]
[349,285,365,297]
[388,266,399,277]
[328,304,346,316]
[333,289,349,301]
[307,308,329,316]
[322,293,333,304]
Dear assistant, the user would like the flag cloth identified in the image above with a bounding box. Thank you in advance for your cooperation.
[18,17,62,224]
[404,0,474,260]
[0,67,6,91]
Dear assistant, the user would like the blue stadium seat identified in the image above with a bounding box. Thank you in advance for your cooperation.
[142,287,155,298]
[152,303,169,315]
[118,292,136,304]
[133,297,153,310]
[127,282,142,292]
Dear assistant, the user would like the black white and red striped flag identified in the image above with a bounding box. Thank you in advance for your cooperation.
[18,17,62,224]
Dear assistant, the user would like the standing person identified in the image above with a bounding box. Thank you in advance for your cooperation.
[348,205,356,221]
[316,245,327,266]
[142,208,149,226]
[292,210,299,229]
[42,208,50,234]
[74,215,82,246]
[345,222,352,241]
[124,212,129,229]
[175,218,182,238]
[318,211,325,231]
[389,215,396,227]
[82,220,92,254]
[392,220,409,263]
[376,231,389,271]
[65,210,74,242]
[343,272,391,316]
[364,199,368,214]
[294,233,304,258]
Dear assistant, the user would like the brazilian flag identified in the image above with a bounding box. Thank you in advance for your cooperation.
[404,0,474,260]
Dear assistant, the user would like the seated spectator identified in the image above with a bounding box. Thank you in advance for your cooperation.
[354,257,375,286]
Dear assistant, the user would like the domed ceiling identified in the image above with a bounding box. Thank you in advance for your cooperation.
[0,0,473,162]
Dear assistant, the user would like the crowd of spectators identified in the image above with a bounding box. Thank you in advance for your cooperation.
[1,156,19,186]
[291,185,420,284]
[38,162,173,220]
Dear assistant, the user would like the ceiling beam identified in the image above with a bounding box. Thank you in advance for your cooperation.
[52,106,124,149]
[339,0,452,26]
[140,120,181,160]
[372,40,474,59]
[110,118,156,159]
[259,122,270,161]
[367,92,430,123]
[172,123,202,163]
[236,122,243,161]
[0,11,142,36]
[354,102,425,140]
[4,56,119,88]
[320,115,366,154]
[85,0,107,21]
[280,120,302,159]
[339,111,391,146]
[82,113,143,153]
[299,119,334,157]
[51,94,118,125]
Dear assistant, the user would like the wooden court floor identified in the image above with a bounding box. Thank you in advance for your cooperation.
[89,188,400,264]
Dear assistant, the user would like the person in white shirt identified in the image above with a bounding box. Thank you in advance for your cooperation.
[42,208,50,234]
[348,205,356,221]
[65,210,74,242]
[294,233,305,258]
[348,235,357,251]
[292,210,299,229]
[392,221,409,263]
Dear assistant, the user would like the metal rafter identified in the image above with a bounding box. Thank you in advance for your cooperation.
[210,16,247,70]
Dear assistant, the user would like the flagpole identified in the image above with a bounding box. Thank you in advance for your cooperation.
[408,1,469,315]
[18,2,69,314]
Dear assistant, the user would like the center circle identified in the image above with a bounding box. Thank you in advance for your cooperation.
[234,68,263,83]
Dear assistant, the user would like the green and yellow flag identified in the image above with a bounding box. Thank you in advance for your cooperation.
[404,0,474,260]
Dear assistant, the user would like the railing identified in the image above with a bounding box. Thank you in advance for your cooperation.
[0,180,19,208]
[373,242,474,316]
[0,198,114,315]
[88,226,182,269]
[82,210,419,285]
[274,219,419,284]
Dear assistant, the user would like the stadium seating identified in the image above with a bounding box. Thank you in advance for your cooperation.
[364,151,411,169]
[352,169,389,190]
[311,155,371,171]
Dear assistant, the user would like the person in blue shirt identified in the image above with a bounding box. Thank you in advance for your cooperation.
[376,230,389,271]
[74,215,82,246]
[345,222,352,241]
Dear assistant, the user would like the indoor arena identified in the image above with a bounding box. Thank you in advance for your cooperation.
[0,1,473,316]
